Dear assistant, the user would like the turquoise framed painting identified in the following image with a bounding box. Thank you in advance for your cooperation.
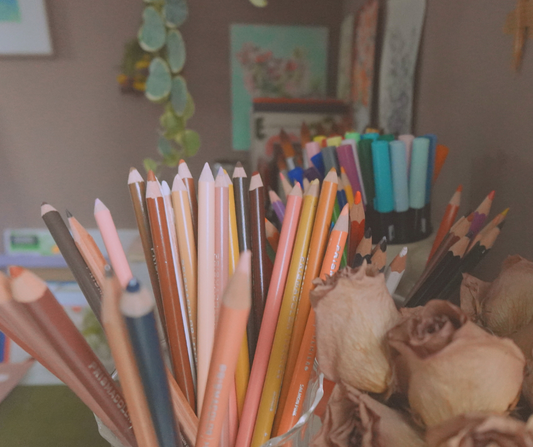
[230,24,328,151]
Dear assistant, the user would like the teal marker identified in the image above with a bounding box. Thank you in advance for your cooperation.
[372,140,395,242]
[361,132,379,141]
[390,141,409,212]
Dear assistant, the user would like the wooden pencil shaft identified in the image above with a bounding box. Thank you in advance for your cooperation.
[146,191,196,409]
[42,208,102,321]
[19,287,135,446]
[215,181,229,321]
[128,180,166,327]
[126,311,182,447]
[233,177,251,253]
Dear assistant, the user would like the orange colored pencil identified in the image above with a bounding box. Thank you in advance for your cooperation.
[197,252,251,447]
[273,169,337,434]
[428,185,462,261]
[432,144,449,184]
[179,160,198,244]
[235,183,303,447]
[275,205,349,437]
[265,218,280,251]
[146,171,196,411]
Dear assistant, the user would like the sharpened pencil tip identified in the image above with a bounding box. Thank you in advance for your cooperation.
[236,161,243,167]
[8,266,24,279]
[104,264,113,278]
[379,237,387,251]
[41,201,48,206]
[126,278,140,293]
[488,190,495,200]
[365,227,372,238]
[399,246,408,257]
[147,170,156,181]
[354,190,362,204]
[66,209,73,218]
[457,184,463,192]
[340,204,349,215]
[501,207,510,217]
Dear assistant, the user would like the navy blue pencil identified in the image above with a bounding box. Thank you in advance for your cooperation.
[121,279,183,447]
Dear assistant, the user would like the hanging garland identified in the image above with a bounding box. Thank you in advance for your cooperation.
[119,0,200,173]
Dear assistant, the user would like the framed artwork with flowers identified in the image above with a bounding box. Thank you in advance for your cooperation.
[230,24,328,151]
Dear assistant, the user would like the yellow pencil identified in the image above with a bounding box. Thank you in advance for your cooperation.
[225,170,250,420]
[340,166,354,206]
[251,180,320,447]
[172,173,198,364]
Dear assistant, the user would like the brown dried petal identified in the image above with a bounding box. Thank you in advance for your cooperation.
[426,413,533,447]
[311,263,400,393]
[312,384,426,447]
[460,273,491,322]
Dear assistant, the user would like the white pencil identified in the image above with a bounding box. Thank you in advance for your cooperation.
[385,247,408,295]
[197,162,216,414]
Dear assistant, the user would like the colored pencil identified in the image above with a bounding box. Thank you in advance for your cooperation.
[300,122,312,147]
[342,137,366,203]
[370,237,388,272]
[179,160,198,244]
[166,369,198,447]
[357,139,375,205]
[10,267,136,447]
[340,167,354,205]
[279,173,292,198]
[385,247,408,295]
[351,227,373,268]
[172,173,198,358]
[162,180,197,384]
[305,142,321,167]
[274,204,349,437]
[236,183,303,447]
[348,191,365,265]
[68,211,107,289]
[94,198,133,288]
[128,168,165,328]
[303,177,310,193]
[121,278,182,447]
[146,172,196,411]
[252,180,319,447]
[102,266,159,447]
[0,273,122,442]
[432,144,450,184]
[269,188,286,224]
[265,218,280,251]
[469,191,495,236]
[428,185,462,261]
[321,145,340,174]
[215,168,230,320]
[249,172,270,358]
[336,144,363,201]
[274,169,337,433]
[197,252,252,447]
[233,162,251,254]
[41,203,102,322]
[197,162,216,414]
[336,177,348,210]
[468,208,509,252]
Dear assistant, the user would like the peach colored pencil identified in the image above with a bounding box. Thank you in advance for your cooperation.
[279,173,292,199]
[197,252,252,447]
[197,162,216,414]
[235,183,303,447]
[166,368,198,446]
[94,198,133,288]
[68,211,107,289]
[102,267,159,447]
[172,173,198,360]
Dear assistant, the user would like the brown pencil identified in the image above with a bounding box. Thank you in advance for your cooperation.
[146,171,196,411]
[68,211,107,289]
[166,368,199,447]
[128,168,165,328]
[370,237,388,272]
[0,272,125,443]
[9,266,137,447]
[249,172,271,357]
[179,160,198,244]
[348,191,365,264]
[41,203,102,322]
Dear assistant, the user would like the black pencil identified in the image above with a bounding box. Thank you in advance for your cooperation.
[122,278,182,447]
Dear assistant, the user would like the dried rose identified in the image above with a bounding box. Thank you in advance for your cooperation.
[311,263,401,394]
[388,300,525,427]
[312,383,426,447]
[426,413,533,447]
[460,255,533,337]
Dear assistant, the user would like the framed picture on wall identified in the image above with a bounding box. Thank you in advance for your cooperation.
[0,0,53,55]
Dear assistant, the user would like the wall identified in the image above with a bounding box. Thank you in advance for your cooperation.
[0,0,341,237]
[414,0,533,277]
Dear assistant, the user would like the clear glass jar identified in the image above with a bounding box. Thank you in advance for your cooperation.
[260,371,324,447]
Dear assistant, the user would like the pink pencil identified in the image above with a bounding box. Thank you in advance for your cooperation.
[197,163,216,414]
[94,199,133,288]
[235,183,303,447]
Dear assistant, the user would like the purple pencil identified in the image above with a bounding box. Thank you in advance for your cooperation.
[269,189,286,224]
[337,144,364,200]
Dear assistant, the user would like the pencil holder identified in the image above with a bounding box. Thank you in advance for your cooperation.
[260,371,325,447]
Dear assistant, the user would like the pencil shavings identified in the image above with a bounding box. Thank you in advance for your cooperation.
[310,263,400,394]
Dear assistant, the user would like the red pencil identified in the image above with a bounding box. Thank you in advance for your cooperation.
[348,191,365,265]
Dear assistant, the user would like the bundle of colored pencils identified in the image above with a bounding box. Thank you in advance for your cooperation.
[0,126,506,447]
[272,126,450,244]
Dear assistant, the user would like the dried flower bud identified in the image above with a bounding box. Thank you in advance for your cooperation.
[312,383,426,447]
[311,263,401,394]
[426,413,533,447]
[388,301,525,427]
[460,255,533,336]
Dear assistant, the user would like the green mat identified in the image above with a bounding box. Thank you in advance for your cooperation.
[0,386,110,447]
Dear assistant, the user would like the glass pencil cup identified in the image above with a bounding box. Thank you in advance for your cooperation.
[260,370,325,447]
